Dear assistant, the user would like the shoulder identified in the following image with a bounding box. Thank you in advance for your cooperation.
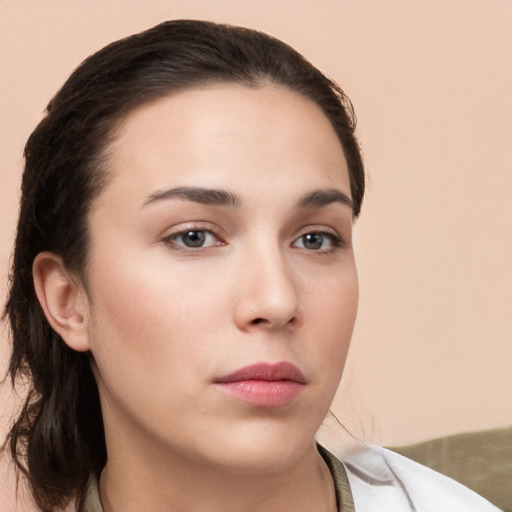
[337,444,502,511]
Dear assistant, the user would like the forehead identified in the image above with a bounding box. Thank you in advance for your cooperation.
[99,84,350,207]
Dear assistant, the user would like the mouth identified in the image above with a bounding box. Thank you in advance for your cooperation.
[213,362,306,407]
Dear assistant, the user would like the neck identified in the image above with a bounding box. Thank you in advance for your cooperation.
[99,439,337,512]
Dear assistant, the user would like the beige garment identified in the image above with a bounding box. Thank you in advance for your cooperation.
[78,445,355,512]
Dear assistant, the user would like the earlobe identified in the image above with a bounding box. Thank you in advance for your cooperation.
[32,252,91,352]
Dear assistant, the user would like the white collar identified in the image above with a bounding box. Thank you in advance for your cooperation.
[340,444,502,511]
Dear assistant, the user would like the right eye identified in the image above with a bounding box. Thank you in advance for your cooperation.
[165,229,221,249]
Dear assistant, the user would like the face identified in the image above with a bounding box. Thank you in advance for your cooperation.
[82,84,358,473]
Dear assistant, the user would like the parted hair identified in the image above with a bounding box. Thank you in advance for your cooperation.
[2,19,364,511]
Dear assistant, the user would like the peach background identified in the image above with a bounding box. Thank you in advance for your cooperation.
[1,0,511,508]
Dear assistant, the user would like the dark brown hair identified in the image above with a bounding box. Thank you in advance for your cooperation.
[3,19,364,511]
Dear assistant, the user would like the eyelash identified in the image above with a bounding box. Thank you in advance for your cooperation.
[163,224,226,252]
[163,226,345,253]
[292,231,345,252]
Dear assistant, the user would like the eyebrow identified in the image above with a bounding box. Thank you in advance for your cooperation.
[142,186,241,208]
[297,188,354,211]
[141,186,353,212]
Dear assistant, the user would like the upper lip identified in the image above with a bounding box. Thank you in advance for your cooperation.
[214,362,306,384]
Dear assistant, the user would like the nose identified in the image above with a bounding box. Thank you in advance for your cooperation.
[233,244,302,332]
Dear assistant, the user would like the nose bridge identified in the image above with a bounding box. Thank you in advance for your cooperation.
[235,234,301,330]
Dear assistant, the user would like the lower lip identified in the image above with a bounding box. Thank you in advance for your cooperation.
[215,380,304,407]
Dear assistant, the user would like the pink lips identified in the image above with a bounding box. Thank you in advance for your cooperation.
[214,362,306,407]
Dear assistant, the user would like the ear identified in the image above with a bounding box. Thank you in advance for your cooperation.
[33,252,91,352]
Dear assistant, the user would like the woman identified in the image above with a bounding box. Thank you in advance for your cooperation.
[2,20,500,512]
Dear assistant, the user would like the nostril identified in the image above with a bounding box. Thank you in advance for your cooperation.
[251,318,265,325]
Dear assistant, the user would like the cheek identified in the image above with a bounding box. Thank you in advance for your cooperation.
[306,268,358,375]
[308,259,358,324]
[85,254,223,400]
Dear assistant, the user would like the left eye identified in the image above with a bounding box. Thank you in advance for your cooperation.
[293,232,340,251]
[166,230,219,249]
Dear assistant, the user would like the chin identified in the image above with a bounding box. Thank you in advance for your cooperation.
[200,426,316,475]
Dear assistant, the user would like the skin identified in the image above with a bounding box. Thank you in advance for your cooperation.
[34,84,358,512]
